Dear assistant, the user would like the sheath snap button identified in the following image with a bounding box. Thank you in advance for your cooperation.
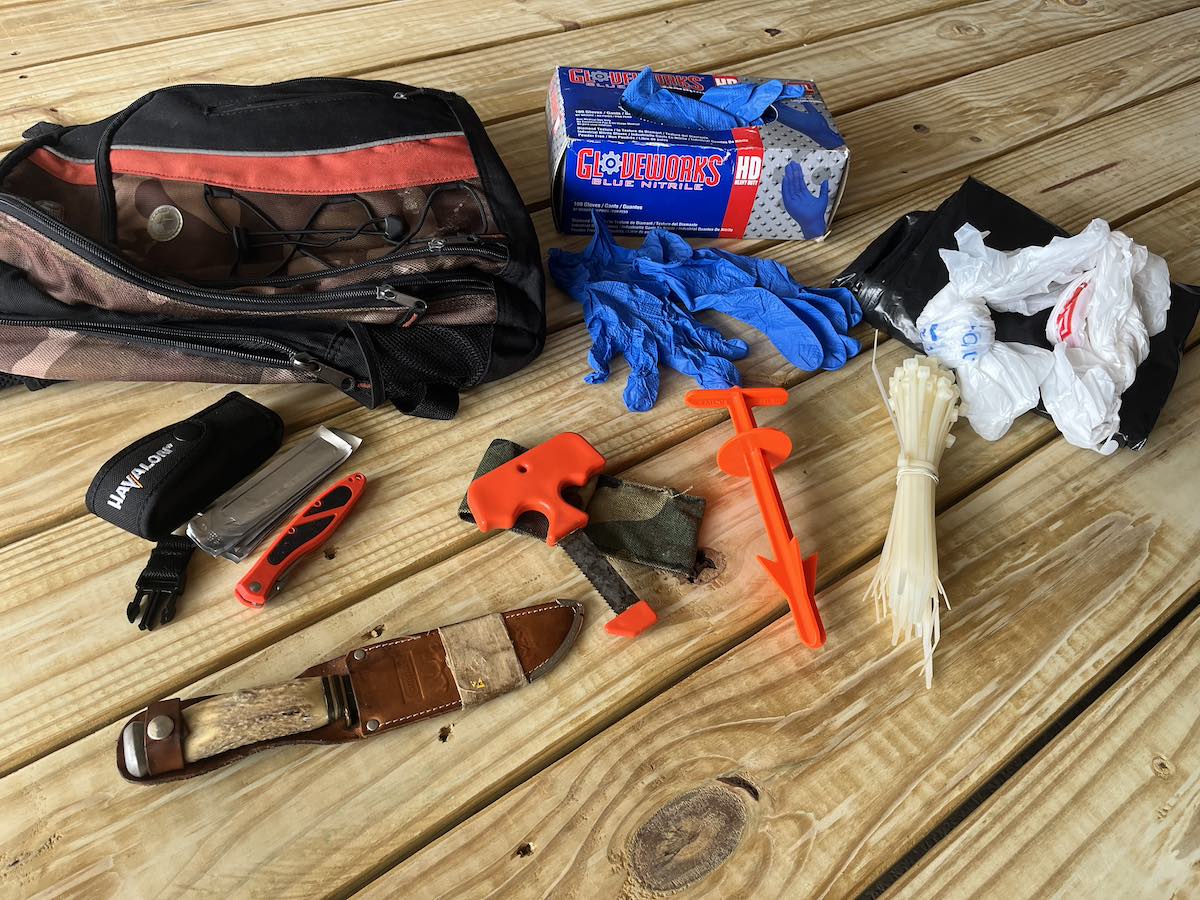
[172,420,204,442]
[365,718,380,732]
[352,649,367,661]
[147,714,175,741]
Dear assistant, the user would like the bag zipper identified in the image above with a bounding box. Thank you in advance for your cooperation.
[209,235,508,289]
[0,196,428,321]
[206,89,397,115]
[0,317,358,389]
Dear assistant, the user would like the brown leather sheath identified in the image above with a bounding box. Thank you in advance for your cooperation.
[117,600,583,784]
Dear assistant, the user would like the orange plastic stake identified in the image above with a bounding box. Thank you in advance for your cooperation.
[685,387,824,647]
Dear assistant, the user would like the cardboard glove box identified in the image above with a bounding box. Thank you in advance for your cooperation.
[547,65,849,240]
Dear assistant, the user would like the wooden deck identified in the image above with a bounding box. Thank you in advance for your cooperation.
[1,1,1198,896]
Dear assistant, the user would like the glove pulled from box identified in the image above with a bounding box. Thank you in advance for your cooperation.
[550,212,862,411]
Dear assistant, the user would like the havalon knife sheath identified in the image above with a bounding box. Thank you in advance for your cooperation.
[117,600,583,783]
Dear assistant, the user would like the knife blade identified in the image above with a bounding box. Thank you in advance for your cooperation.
[235,472,366,608]
[118,600,584,783]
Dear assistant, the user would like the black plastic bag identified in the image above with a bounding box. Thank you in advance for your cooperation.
[832,177,1199,449]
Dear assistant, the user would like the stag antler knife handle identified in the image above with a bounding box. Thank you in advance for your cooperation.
[182,678,333,761]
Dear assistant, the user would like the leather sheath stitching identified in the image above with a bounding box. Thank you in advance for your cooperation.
[380,699,458,729]
[359,634,420,653]
[504,607,547,620]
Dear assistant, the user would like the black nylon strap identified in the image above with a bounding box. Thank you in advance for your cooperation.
[127,535,196,631]
[95,89,158,244]
[393,382,459,420]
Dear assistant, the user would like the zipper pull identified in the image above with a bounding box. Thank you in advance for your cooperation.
[427,235,479,251]
[376,285,428,327]
[292,354,355,391]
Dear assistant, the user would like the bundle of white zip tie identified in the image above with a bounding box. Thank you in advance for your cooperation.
[866,338,961,687]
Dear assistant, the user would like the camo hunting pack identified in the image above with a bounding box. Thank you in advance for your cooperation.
[0,77,545,419]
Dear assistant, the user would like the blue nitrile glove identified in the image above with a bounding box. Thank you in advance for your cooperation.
[774,101,844,149]
[549,215,747,412]
[781,161,831,239]
[620,66,807,129]
[634,230,863,371]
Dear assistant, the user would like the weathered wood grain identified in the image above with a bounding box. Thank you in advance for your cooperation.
[366,330,1200,900]
[0,0,408,73]
[891,607,1200,899]
[380,0,1186,124]
[5,34,1199,555]
[2,184,1195,895]
[0,0,962,149]
[1,79,1196,777]
[0,0,1049,546]
[7,277,1195,898]
[490,8,1200,210]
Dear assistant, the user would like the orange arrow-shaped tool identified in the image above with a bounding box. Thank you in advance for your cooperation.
[685,387,824,647]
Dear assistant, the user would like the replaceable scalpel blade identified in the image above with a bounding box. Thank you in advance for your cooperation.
[187,425,361,562]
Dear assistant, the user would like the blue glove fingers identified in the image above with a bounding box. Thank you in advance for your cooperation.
[781,162,831,240]
[695,287,828,371]
[635,255,754,302]
[621,326,662,413]
[620,67,743,130]
[839,332,861,360]
[810,286,863,327]
[781,296,849,370]
[683,316,750,361]
[794,287,851,334]
[694,354,743,390]
[620,68,812,129]
[581,297,622,385]
[773,100,844,150]
[665,322,743,389]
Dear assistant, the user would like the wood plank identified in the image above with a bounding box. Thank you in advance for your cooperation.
[1120,186,1200,278]
[0,0,678,146]
[5,16,1198,553]
[0,326,1058,899]
[0,0,969,144]
[0,0,407,73]
[384,0,1192,128]
[364,323,1200,899]
[2,121,1197,895]
[891,606,1200,899]
[0,0,1005,541]
[1,78,1197,777]
[491,8,1200,210]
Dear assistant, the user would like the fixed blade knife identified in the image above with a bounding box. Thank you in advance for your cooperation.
[117,600,584,783]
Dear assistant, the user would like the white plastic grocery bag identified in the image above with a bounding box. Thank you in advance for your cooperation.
[917,220,1171,453]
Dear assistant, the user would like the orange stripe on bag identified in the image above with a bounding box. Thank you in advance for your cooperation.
[28,136,479,194]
